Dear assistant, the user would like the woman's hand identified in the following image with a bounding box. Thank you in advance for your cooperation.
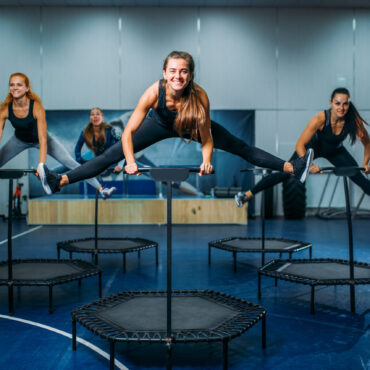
[199,162,213,176]
[362,164,370,174]
[310,163,321,174]
[125,162,140,176]
[113,166,122,173]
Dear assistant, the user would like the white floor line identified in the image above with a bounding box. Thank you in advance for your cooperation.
[0,225,43,246]
[0,314,128,370]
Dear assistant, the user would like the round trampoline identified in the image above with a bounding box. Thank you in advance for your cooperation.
[258,167,370,314]
[209,237,312,272]
[71,167,267,370]
[0,169,101,314]
[0,258,101,314]
[57,186,158,272]
[209,168,312,271]
[57,237,158,273]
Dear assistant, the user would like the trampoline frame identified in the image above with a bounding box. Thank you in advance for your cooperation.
[71,167,267,370]
[57,187,158,272]
[209,168,312,271]
[57,237,158,273]
[258,167,370,314]
[258,258,370,314]
[0,169,101,314]
[0,258,102,314]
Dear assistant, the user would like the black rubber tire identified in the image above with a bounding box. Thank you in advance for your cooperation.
[282,177,306,219]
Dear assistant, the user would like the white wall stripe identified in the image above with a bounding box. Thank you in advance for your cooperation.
[0,314,129,370]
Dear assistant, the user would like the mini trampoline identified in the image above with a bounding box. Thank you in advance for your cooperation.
[57,237,158,273]
[209,168,312,271]
[258,167,370,314]
[57,187,158,272]
[0,258,101,314]
[0,169,101,314]
[72,167,267,370]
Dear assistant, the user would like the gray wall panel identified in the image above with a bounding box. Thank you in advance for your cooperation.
[278,8,354,110]
[199,8,277,109]
[354,10,370,108]
[42,7,120,109]
[120,7,199,108]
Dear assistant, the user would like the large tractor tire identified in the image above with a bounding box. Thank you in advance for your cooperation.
[282,177,306,219]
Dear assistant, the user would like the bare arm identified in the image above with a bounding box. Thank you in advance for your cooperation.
[122,82,158,174]
[357,123,370,174]
[0,106,7,145]
[296,111,325,173]
[197,87,213,175]
[34,101,47,165]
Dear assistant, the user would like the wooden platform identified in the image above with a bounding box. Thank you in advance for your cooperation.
[28,196,247,225]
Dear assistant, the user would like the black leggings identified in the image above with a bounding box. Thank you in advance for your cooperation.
[252,145,370,196]
[67,118,286,184]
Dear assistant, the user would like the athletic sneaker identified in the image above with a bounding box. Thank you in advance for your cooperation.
[39,163,61,194]
[99,186,116,200]
[234,192,249,207]
[292,148,314,183]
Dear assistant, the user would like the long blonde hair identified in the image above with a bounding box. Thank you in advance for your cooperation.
[1,72,42,109]
[83,108,111,150]
[163,51,206,141]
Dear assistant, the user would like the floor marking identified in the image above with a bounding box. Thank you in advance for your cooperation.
[0,225,43,245]
[0,314,128,370]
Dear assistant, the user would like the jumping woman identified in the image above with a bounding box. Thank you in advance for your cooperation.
[0,73,116,199]
[42,51,313,193]
[235,87,370,207]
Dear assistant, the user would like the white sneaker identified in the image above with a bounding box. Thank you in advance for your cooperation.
[99,186,116,200]
[38,163,51,195]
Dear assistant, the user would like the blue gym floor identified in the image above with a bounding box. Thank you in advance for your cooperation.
[0,216,369,370]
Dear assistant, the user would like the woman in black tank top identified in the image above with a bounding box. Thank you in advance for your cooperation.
[46,51,313,193]
[235,87,370,207]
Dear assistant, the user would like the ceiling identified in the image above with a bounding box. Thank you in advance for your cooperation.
[1,0,370,8]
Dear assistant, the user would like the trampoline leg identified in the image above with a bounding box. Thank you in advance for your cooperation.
[138,250,141,258]
[78,278,82,287]
[49,286,53,314]
[72,319,77,350]
[98,272,102,298]
[279,252,282,258]
[122,253,126,273]
[289,252,292,259]
[309,247,312,259]
[57,246,60,260]
[350,284,356,314]
[166,343,173,370]
[275,277,278,287]
[8,282,14,315]
[109,341,115,370]
[69,252,73,260]
[208,245,211,265]
[258,272,262,299]
[262,314,266,349]
[222,338,228,370]
[233,252,237,273]
[310,286,315,315]
[155,245,159,266]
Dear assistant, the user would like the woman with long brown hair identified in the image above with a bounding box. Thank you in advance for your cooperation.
[42,51,313,192]
[235,87,370,207]
[0,73,115,199]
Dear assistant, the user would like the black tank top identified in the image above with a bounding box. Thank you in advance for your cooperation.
[313,109,348,156]
[8,100,38,143]
[148,79,177,126]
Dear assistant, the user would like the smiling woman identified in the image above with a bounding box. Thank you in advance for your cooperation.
[41,51,314,193]
[0,73,115,199]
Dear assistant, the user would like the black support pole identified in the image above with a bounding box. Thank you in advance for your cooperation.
[343,176,355,313]
[166,180,172,340]
[94,189,99,265]
[8,179,14,315]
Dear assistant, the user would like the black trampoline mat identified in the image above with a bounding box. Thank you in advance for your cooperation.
[0,262,84,280]
[96,296,238,331]
[277,262,370,280]
[223,238,303,251]
[69,239,145,251]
